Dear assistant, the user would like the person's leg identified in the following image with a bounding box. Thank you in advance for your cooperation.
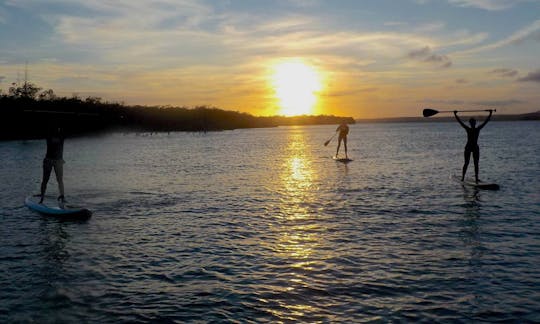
[53,161,65,201]
[462,149,471,181]
[473,148,480,183]
[344,137,348,158]
[336,137,342,156]
[40,159,53,203]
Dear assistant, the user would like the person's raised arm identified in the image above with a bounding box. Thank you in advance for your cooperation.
[454,111,468,129]
[478,109,493,130]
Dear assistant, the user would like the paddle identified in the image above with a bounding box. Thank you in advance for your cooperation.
[324,132,337,146]
[423,108,495,117]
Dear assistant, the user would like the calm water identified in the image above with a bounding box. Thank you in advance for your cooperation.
[1,121,539,323]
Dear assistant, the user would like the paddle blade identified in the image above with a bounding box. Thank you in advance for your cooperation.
[324,140,330,146]
[423,108,438,117]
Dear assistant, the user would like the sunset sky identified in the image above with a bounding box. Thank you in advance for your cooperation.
[1,0,539,118]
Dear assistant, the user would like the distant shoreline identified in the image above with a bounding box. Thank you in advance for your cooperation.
[0,98,355,141]
[1,82,360,140]
[2,83,537,140]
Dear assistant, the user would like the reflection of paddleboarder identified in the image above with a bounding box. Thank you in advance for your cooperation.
[454,110,492,183]
[335,122,349,158]
[37,127,65,204]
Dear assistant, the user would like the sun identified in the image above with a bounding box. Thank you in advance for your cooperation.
[271,60,322,116]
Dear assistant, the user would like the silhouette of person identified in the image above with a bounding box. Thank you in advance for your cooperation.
[37,126,65,204]
[454,110,493,183]
[335,122,349,158]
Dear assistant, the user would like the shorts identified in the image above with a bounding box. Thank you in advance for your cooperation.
[43,158,65,169]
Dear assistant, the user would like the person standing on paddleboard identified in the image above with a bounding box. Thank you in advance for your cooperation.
[37,126,65,204]
[454,109,493,183]
[336,122,349,158]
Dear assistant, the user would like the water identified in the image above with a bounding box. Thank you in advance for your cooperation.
[1,121,539,322]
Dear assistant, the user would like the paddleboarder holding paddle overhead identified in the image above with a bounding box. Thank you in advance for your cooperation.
[454,109,493,183]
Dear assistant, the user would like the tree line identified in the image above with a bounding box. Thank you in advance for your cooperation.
[0,82,355,140]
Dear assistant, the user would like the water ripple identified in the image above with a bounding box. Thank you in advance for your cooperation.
[1,123,539,322]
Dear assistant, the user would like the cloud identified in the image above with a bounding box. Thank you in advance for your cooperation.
[413,21,446,33]
[447,0,533,10]
[421,98,526,106]
[3,0,536,116]
[517,69,540,82]
[506,20,540,45]
[416,0,537,10]
[471,99,526,106]
[384,21,407,27]
[444,30,489,47]
[285,0,321,7]
[460,20,540,54]
[489,68,518,77]
[425,54,452,67]
[6,0,444,64]
[0,0,456,70]
[322,88,378,97]
[407,46,452,68]
[247,16,315,34]
[421,98,466,105]
[408,46,431,58]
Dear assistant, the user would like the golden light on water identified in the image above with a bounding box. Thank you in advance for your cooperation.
[265,131,326,319]
[271,60,323,116]
[280,131,317,221]
[274,129,320,260]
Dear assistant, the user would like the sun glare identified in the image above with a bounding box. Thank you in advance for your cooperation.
[271,60,322,116]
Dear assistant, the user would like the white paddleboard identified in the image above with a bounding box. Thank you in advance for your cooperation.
[333,156,353,163]
[452,175,500,190]
[25,196,92,218]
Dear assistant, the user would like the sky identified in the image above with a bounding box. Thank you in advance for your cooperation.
[0,0,539,118]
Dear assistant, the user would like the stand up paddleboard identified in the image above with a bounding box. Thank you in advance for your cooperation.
[452,175,500,190]
[333,156,353,163]
[25,196,92,218]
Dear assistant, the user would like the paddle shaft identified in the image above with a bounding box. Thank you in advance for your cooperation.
[436,109,494,114]
[423,108,495,117]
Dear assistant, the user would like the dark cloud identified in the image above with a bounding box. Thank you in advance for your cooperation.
[424,54,448,63]
[407,46,431,59]
[455,78,468,84]
[517,69,540,83]
[407,46,452,68]
[489,68,518,78]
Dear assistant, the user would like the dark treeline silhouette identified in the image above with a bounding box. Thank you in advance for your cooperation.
[0,82,355,140]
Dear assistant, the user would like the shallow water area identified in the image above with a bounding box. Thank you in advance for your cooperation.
[1,122,539,322]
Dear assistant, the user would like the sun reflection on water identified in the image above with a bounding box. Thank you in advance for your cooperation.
[278,130,317,222]
[265,129,330,319]
[275,148,319,259]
